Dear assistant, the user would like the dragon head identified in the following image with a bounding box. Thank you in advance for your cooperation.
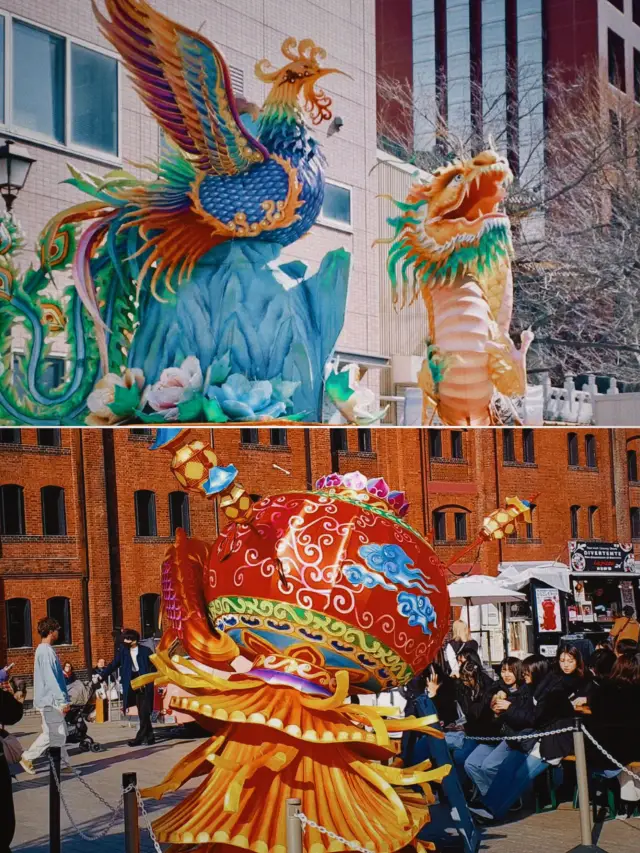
[385,149,514,305]
[256,37,344,125]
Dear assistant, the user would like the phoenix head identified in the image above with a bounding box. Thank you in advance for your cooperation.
[256,38,344,125]
[385,149,514,305]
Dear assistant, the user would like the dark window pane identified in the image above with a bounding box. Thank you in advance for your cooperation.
[330,429,348,453]
[429,430,443,458]
[270,428,288,447]
[585,435,597,468]
[140,593,161,639]
[37,429,61,447]
[631,507,640,539]
[0,484,25,535]
[568,433,579,466]
[635,0,640,25]
[450,430,463,459]
[6,598,31,648]
[588,506,598,539]
[41,486,66,535]
[47,597,71,644]
[321,183,352,225]
[135,490,157,537]
[169,491,190,535]
[502,430,515,462]
[358,429,372,453]
[454,512,467,541]
[522,429,535,463]
[130,428,151,436]
[0,428,20,444]
[71,44,118,154]
[526,505,536,540]
[241,428,259,445]
[13,21,65,142]
[635,48,640,103]
[608,0,624,11]
[628,450,639,483]
[608,29,626,92]
[433,510,447,542]
[570,506,580,539]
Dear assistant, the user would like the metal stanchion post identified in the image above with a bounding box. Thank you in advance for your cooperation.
[565,721,607,853]
[49,746,61,853]
[286,798,303,853]
[123,772,141,853]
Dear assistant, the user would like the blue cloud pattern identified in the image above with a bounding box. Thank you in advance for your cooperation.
[343,563,397,591]
[397,591,438,636]
[358,544,438,595]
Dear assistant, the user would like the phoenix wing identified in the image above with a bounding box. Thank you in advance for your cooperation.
[94,0,270,175]
[161,529,238,669]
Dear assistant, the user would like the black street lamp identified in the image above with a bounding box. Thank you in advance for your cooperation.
[0,139,35,212]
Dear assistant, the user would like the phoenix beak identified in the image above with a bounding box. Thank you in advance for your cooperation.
[316,68,352,80]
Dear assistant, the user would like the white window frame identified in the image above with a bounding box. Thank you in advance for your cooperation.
[318,178,354,234]
[0,9,122,164]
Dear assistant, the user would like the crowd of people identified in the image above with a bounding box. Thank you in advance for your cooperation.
[404,619,640,823]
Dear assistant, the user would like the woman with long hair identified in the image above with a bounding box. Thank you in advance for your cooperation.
[445,620,480,677]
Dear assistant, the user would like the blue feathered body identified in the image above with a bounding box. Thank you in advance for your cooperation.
[197,109,326,246]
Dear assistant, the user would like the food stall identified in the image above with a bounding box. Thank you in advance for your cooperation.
[499,544,640,660]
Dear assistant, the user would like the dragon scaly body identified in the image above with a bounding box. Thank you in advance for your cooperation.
[384,149,533,426]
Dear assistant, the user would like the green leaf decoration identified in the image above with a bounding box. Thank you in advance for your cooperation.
[207,352,232,386]
[203,396,230,423]
[325,369,355,405]
[134,409,170,424]
[108,382,142,418]
[177,396,205,422]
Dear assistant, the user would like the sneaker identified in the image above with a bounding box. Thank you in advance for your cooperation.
[61,765,80,775]
[616,812,630,821]
[469,806,494,823]
[509,798,523,813]
[19,758,36,776]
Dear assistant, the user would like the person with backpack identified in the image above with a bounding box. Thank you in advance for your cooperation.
[444,620,480,677]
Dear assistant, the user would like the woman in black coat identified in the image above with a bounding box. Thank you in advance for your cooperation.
[586,653,640,771]
[0,690,24,853]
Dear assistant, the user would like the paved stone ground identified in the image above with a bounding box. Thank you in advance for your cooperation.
[9,718,640,853]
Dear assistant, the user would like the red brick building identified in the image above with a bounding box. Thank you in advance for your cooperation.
[1,427,639,678]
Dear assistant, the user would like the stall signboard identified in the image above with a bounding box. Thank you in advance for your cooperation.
[536,587,562,633]
[620,581,637,617]
[568,541,635,573]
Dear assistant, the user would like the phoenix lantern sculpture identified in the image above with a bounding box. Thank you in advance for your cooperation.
[0,0,354,426]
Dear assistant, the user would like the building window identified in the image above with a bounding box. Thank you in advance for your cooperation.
[6,598,31,648]
[0,428,20,444]
[567,432,579,466]
[270,428,288,447]
[570,505,580,539]
[429,430,443,458]
[41,486,66,536]
[628,449,639,483]
[240,428,259,445]
[330,429,348,453]
[454,512,468,542]
[320,181,352,228]
[631,507,640,540]
[169,491,190,536]
[358,429,372,453]
[608,0,624,11]
[635,49,640,104]
[608,29,626,92]
[134,490,157,537]
[450,430,464,460]
[130,428,151,437]
[635,0,640,25]
[588,506,599,539]
[47,596,71,645]
[502,430,515,463]
[522,429,535,464]
[0,484,25,535]
[140,593,161,640]
[9,17,119,155]
[585,434,597,469]
[37,429,61,447]
[433,510,447,543]
[526,504,536,541]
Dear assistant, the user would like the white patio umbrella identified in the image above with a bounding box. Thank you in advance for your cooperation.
[448,575,527,624]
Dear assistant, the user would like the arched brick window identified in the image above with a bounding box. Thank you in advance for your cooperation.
[0,484,25,535]
[169,491,190,535]
[41,486,66,535]
[140,593,161,639]
[6,598,31,648]
[135,490,157,537]
[47,596,71,645]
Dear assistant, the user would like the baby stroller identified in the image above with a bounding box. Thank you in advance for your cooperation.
[65,682,102,753]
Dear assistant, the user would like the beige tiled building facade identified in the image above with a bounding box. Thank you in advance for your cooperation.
[2,0,385,409]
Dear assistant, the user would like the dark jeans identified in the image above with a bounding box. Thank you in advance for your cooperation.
[0,753,15,852]
[130,689,153,742]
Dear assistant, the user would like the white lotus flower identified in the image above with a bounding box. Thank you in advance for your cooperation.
[143,356,203,421]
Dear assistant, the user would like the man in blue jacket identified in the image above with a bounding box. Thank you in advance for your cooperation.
[98,629,156,746]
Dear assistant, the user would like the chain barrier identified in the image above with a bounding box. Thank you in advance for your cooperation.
[582,727,640,786]
[48,756,164,850]
[462,725,576,743]
[297,811,373,853]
